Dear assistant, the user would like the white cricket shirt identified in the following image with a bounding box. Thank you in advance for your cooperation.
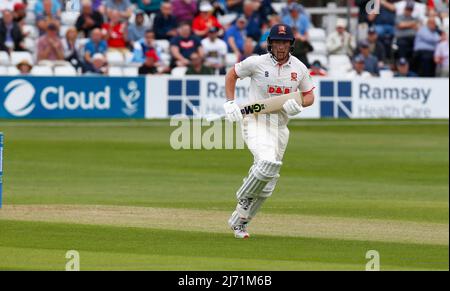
[234,53,315,125]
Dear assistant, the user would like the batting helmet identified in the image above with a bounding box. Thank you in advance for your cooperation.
[267,24,295,54]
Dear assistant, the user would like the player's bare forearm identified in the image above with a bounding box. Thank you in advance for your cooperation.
[302,90,315,107]
[225,67,239,101]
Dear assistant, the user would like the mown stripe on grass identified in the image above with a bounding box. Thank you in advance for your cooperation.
[0,204,447,246]
[0,220,447,270]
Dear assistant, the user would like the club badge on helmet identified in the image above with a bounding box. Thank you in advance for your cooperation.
[267,24,295,57]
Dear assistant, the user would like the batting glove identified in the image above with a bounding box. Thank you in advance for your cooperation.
[223,100,243,122]
[283,99,303,116]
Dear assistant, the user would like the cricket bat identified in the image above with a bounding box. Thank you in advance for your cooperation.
[206,91,303,122]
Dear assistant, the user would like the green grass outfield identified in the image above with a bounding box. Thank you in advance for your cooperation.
[0,119,448,270]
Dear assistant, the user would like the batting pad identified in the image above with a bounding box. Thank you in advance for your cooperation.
[248,197,267,219]
[228,210,250,228]
[260,174,280,198]
[236,160,282,200]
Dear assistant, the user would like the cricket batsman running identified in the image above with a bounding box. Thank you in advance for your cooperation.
[224,24,315,239]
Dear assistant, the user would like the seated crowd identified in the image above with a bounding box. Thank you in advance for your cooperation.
[0,0,448,77]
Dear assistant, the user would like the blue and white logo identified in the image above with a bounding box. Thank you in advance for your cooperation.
[168,79,200,116]
[121,81,141,116]
[320,80,352,118]
[0,77,145,119]
[4,79,36,117]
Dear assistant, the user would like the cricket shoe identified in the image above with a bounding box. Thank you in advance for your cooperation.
[231,224,250,239]
[228,211,250,239]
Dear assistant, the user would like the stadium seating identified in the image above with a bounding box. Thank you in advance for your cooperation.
[106,51,125,65]
[7,66,20,75]
[226,53,238,68]
[311,41,327,55]
[122,67,139,77]
[328,55,353,77]
[155,40,170,54]
[31,65,54,76]
[54,66,78,76]
[380,70,394,78]
[23,25,39,39]
[61,11,80,26]
[23,38,36,53]
[0,51,9,65]
[308,54,329,67]
[309,28,327,42]
[10,51,34,65]
[108,66,124,77]
[171,66,187,77]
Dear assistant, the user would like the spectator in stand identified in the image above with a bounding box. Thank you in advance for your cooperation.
[367,27,386,67]
[256,0,276,23]
[138,49,159,74]
[326,18,356,57]
[395,1,420,64]
[102,9,129,52]
[0,9,25,52]
[239,36,255,61]
[37,22,64,62]
[434,30,449,76]
[128,10,147,47]
[255,14,280,54]
[309,60,327,76]
[242,0,263,42]
[425,8,444,29]
[414,16,441,76]
[394,57,417,77]
[84,52,108,75]
[92,0,104,12]
[153,1,178,40]
[0,0,24,11]
[105,0,133,20]
[132,29,164,63]
[186,52,214,74]
[62,27,83,69]
[34,0,61,16]
[291,25,313,67]
[355,0,371,40]
[346,54,372,78]
[227,0,244,14]
[132,0,164,16]
[358,40,380,76]
[172,0,198,23]
[75,0,104,38]
[434,0,449,15]
[210,0,226,18]
[282,2,309,41]
[12,2,27,24]
[170,22,204,67]
[201,26,227,74]
[224,15,247,60]
[281,0,308,19]
[84,28,108,65]
[368,0,397,59]
[36,0,61,35]
[395,0,427,23]
[16,59,33,75]
[192,1,223,38]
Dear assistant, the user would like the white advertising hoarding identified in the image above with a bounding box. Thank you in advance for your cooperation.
[145,76,449,119]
